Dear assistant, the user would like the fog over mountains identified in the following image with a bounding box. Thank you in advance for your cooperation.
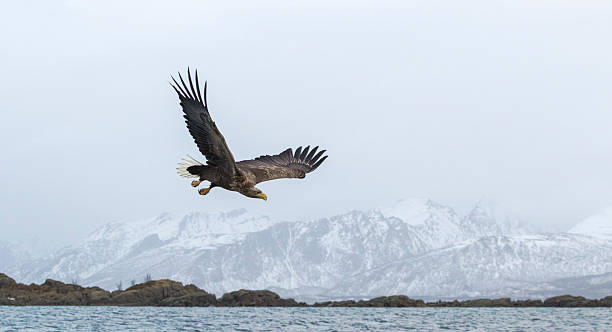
[4,199,612,301]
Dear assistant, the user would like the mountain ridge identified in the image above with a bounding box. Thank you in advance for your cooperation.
[6,199,612,301]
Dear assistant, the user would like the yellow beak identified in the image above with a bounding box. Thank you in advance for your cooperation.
[256,193,268,201]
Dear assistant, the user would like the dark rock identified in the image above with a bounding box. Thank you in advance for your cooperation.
[514,299,543,307]
[313,296,424,307]
[428,298,546,307]
[313,300,357,307]
[459,298,513,307]
[599,296,612,307]
[427,299,461,307]
[543,295,597,307]
[219,289,304,307]
[0,273,210,306]
[357,296,425,307]
[109,280,209,306]
[42,279,66,288]
[3,272,612,307]
[0,274,112,306]
[0,274,17,288]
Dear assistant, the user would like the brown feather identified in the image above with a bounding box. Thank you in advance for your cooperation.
[237,146,328,184]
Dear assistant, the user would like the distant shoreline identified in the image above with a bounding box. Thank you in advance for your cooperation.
[2,273,611,307]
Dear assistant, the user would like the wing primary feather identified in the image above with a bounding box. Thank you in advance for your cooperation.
[178,72,193,99]
[304,146,318,163]
[294,146,302,159]
[171,76,188,98]
[169,81,183,98]
[310,155,328,171]
[172,70,237,175]
[204,81,208,106]
[237,146,327,183]
[310,150,326,164]
[195,70,203,104]
[300,146,310,160]
[187,68,198,102]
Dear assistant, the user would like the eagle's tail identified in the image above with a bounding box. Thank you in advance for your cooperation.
[176,155,203,178]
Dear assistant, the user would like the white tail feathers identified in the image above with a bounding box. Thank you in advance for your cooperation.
[177,155,203,178]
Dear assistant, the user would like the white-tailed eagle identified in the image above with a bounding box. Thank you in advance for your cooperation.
[171,69,328,200]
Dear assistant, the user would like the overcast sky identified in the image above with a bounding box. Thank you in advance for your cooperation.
[1,0,611,248]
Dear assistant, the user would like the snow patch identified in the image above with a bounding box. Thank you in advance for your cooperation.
[568,207,612,241]
[378,198,443,225]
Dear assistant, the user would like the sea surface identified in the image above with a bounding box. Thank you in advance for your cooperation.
[0,307,610,331]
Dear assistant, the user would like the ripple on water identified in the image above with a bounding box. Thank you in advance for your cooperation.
[0,307,611,331]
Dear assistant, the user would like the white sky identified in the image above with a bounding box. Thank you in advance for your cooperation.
[1,0,611,248]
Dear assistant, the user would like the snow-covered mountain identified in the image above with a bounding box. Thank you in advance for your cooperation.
[8,209,277,287]
[6,200,612,300]
[330,233,612,299]
[458,200,539,238]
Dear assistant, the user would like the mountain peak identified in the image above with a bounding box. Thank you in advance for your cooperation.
[377,198,457,226]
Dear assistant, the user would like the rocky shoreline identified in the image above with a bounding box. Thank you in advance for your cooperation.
[2,273,611,307]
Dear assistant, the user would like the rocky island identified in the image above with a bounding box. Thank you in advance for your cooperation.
[1,273,611,307]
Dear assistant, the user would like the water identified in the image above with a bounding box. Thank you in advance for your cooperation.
[0,307,610,331]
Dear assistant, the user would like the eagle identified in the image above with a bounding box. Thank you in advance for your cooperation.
[171,69,328,201]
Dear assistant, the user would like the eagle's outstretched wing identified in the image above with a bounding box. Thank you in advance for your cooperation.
[171,69,237,176]
[237,146,328,184]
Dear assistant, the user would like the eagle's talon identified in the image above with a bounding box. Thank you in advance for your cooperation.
[191,180,201,187]
[199,188,210,195]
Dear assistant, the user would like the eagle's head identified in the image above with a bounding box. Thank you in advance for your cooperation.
[242,187,268,201]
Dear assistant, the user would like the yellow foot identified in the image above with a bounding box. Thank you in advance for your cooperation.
[191,180,201,187]
[198,188,211,195]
